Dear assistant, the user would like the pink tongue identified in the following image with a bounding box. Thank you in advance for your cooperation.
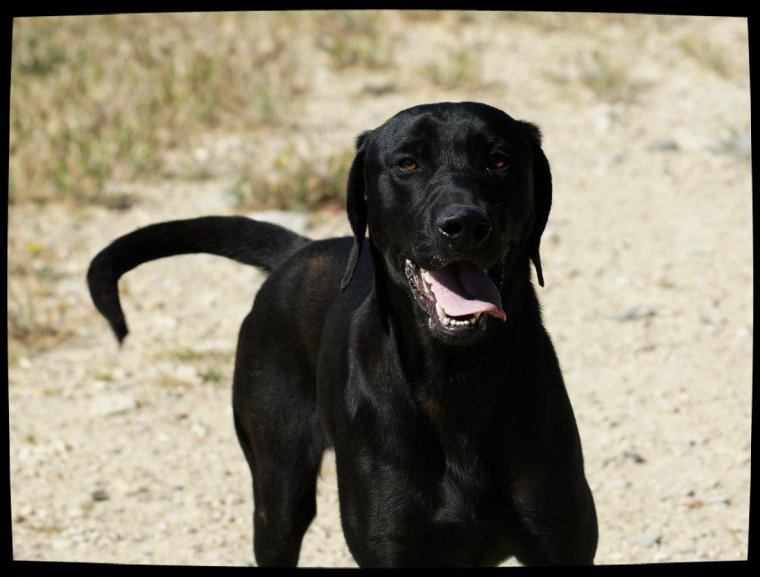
[429,262,506,321]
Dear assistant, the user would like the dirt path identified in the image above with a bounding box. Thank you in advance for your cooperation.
[9,13,751,566]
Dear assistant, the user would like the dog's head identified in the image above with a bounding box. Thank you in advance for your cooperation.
[341,102,551,345]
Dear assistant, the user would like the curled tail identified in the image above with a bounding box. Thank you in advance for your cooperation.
[87,216,309,343]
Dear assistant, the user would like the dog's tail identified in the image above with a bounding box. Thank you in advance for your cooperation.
[87,216,309,343]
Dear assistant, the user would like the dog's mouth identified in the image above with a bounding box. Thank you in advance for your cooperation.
[404,258,506,337]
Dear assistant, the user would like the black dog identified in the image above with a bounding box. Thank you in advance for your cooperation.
[88,102,597,567]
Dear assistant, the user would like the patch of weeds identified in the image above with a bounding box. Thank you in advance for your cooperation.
[157,347,234,364]
[421,48,482,90]
[7,292,73,350]
[233,148,355,211]
[402,10,445,22]
[359,82,398,97]
[99,190,138,211]
[679,35,733,79]
[315,11,396,69]
[29,523,62,534]
[163,347,207,362]
[578,50,648,104]
[200,366,224,384]
[16,34,66,76]
[10,13,308,206]
[93,370,114,382]
[494,11,579,32]
[8,348,20,369]
[157,372,188,389]
[80,500,96,515]
[453,11,479,24]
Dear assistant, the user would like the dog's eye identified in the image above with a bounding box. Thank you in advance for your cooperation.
[397,157,419,172]
[487,154,510,172]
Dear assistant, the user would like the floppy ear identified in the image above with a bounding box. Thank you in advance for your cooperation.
[340,131,371,290]
[521,121,552,288]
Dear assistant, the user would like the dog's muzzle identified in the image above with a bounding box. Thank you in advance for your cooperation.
[404,258,506,338]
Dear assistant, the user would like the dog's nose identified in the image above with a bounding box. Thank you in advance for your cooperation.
[436,207,493,246]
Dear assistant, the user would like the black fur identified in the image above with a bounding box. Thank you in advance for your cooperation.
[88,102,597,567]
[87,216,307,342]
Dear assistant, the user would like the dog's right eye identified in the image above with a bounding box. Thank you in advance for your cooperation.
[397,157,419,172]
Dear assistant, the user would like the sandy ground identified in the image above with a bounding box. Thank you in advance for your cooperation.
[8,13,751,567]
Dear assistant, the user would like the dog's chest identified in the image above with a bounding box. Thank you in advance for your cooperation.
[433,456,488,523]
[424,417,506,520]
[414,382,514,523]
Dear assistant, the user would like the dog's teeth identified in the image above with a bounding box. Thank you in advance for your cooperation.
[422,269,432,284]
[469,318,477,325]
[442,316,450,326]
[474,312,481,320]
[436,304,446,319]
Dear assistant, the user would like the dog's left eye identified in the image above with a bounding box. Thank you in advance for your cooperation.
[398,157,419,172]
[487,154,510,172]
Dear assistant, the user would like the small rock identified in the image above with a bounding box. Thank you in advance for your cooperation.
[190,421,209,438]
[636,342,657,353]
[611,305,657,322]
[700,313,726,326]
[91,394,138,417]
[647,139,681,152]
[175,365,198,384]
[635,532,662,548]
[682,498,704,509]
[735,326,751,339]
[91,489,109,502]
[623,450,646,464]
[708,495,731,506]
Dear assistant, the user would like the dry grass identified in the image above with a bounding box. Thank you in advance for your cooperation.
[9,11,736,213]
[9,12,410,211]
[314,11,398,70]
[577,50,650,104]
[228,147,356,211]
[7,11,711,360]
[10,13,309,206]
[679,34,735,79]
[422,47,482,90]
[7,11,663,211]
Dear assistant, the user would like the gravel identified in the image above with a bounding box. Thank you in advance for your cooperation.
[9,12,750,567]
